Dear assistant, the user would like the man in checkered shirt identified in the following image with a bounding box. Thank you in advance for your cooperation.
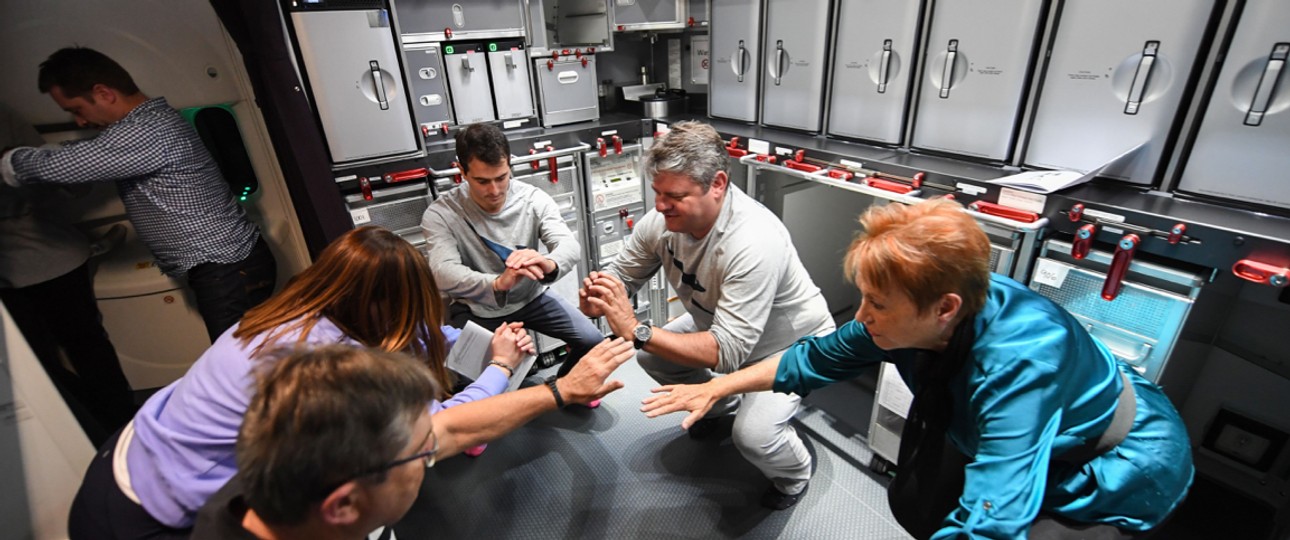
[1,47,276,343]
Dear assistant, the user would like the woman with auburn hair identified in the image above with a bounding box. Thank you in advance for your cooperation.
[67,226,533,539]
[643,199,1192,539]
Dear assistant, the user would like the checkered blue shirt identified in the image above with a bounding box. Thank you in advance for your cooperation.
[7,97,258,276]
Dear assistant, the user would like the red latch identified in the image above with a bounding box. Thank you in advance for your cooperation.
[754,154,778,164]
[1233,259,1290,287]
[547,146,558,183]
[450,162,463,184]
[1167,223,1186,245]
[618,208,628,218]
[421,125,431,138]
[575,49,583,59]
[597,137,607,157]
[864,177,913,194]
[793,149,806,163]
[384,168,429,183]
[440,123,450,136]
[547,59,554,71]
[1072,223,1099,260]
[617,25,625,31]
[968,201,1040,223]
[687,16,696,27]
[727,137,740,149]
[588,47,596,54]
[784,159,821,173]
[553,51,561,61]
[612,135,623,155]
[911,172,925,189]
[1069,203,1085,222]
[1102,234,1140,301]
[359,176,372,201]
[444,27,452,39]
[562,49,571,55]
[727,147,748,158]
[626,218,635,230]
[827,169,854,181]
[581,57,588,68]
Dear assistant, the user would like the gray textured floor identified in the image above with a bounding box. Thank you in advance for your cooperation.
[394,359,912,539]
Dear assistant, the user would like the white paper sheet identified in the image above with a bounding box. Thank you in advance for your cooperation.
[989,142,1146,194]
[444,321,537,393]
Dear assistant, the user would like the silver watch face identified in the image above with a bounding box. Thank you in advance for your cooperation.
[633,323,652,342]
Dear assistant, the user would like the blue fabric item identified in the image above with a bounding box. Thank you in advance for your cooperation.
[125,320,506,528]
[773,274,1193,539]
[9,97,259,276]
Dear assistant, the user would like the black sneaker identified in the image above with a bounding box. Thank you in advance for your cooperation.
[760,483,808,510]
[687,417,721,440]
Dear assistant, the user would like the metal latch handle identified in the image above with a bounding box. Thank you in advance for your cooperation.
[1124,41,1159,115]
[877,39,893,94]
[1244,43,1288,127]
[940,39,958,99]
[734,40,748,82]
[771,40,785,86]
[369,61,389,110]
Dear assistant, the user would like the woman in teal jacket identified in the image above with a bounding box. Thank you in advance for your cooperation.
[642,199,1192,539]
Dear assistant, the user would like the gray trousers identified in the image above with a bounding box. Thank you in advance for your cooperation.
[636,313,812,495]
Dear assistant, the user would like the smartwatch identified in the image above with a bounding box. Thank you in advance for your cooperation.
[632,320,653,350]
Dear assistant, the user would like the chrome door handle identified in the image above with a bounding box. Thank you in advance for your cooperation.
[1245,43,1288,126]
[940,39,958,99]
[772,40,785,86]
[505,51,517,70]
[1125,41,1159,115]
[735,40,748,83]
[369,60,389,110]
[877,39,893,94]
[461,54,475,72]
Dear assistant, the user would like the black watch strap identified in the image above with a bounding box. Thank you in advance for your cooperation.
[544,375,566,408]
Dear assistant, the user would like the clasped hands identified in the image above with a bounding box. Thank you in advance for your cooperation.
[493,249,556,292]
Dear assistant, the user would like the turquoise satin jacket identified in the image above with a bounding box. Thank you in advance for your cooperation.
[775,274,1193,539]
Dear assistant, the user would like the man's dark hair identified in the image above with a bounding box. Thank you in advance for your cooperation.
[37,47,141,98]
[454,123,511,173]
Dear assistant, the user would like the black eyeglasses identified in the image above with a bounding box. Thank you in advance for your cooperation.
[317,429,437,496]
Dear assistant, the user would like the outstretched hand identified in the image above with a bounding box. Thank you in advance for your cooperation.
[557,337,635,404]
[640,382,721,431]
[489,322,534,369]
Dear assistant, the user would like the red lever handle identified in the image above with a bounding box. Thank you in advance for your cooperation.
[727,147,749,158]
[547,146,558,183]
[911,172,925,189]
[1071,223,1098,260]
[444,27,452,39]
[784,160,820,173]
[1069,203,1085,222]
[384,168,429,183]
[1233,259,1290,287]
[827,169,854,181]
[754,154,777,164]
[1168,223,1186,245]
[793,149,806,163]
[968,201,1040,223]
[597,138,607,158]
[727,137,740,149]
[612,135,623,155]
[359,176,373,201]
[450,162,463,184]
[864,177,913,194]
[1102,234,1140,301]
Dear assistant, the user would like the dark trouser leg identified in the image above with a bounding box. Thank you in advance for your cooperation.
[68,428,193,540]
[187,236,277,342]
[887,437,1147,539]
[1,262,135,445]
[465,292,604,376]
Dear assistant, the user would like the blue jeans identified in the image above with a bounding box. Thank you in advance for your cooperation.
[186,236,277,342]
[459,291,604,376]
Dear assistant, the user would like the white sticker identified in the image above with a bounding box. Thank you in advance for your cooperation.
[748,139,770,155]
[1032,259,1070,289]
[839,158,864,169]
[1103,226,1125,235]
[656,122,670,134]
[599,239,624,260]
[956,182,987,196]
[690,35,710,85]
[1084,208,1126,223]
[503,120,524,129]
[600,129,619,136]
[349,208,371,225]
[533,140,552,149]
[998,187,1047,214]
[774,146,794,156]
[335,174,358,183]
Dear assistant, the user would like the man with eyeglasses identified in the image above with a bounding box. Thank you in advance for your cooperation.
[579,121,835,510]
[191,338,634,539]
[421,123,604,394]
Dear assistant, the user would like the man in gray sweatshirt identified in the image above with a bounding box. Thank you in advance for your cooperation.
[580,121,834,510]
[421,123,603,380]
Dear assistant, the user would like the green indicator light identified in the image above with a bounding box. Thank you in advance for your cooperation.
[444,45,455,54]
[488,43,498,52]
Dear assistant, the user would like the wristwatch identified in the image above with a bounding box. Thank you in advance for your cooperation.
[632,320,653,350]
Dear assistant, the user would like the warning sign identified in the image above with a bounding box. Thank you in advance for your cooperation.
[691,35,709,86]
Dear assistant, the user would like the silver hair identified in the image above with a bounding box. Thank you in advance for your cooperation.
[645,121,729,191]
